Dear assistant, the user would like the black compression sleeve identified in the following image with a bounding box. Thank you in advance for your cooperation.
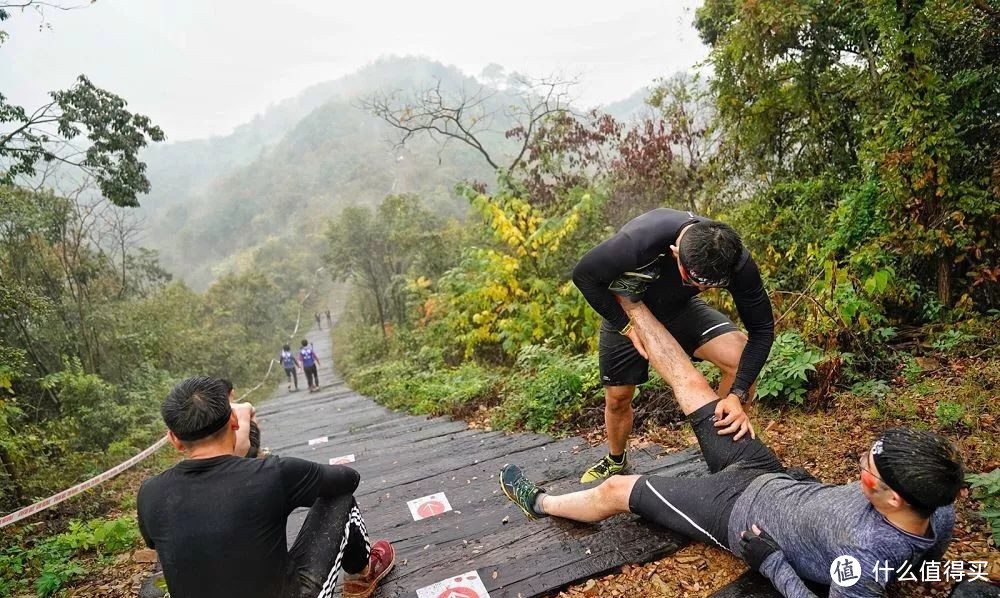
[729,257,775,397]
[572,233,638,331]
[280,457,361,508]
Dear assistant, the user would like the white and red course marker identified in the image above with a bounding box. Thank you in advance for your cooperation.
[307,436,328,446]
[416,570,491,598]
[407,492,453,521]
[328,454,355,465]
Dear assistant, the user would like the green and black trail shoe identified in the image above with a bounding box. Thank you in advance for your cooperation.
[500,464,546,520]
[580,452,629,483]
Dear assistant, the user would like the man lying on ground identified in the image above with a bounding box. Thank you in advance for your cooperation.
[501,300,963,598]
[137,377,395,598]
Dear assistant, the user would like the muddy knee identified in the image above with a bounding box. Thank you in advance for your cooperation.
[605,386,634,414]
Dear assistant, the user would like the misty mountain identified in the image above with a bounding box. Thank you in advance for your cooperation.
[138,56,648,288]
[599,86,655,122]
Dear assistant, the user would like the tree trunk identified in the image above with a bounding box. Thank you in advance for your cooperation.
[0,445,24,504]
[937,256,951,307]
[374,292,387,338]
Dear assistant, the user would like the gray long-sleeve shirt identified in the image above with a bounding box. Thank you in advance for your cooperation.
[728,474,955,598]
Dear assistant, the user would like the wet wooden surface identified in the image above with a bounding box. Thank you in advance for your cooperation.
[258,327,708,598]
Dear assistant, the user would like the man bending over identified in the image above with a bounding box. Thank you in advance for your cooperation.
[137,377,395,598]
[501,301,963,598]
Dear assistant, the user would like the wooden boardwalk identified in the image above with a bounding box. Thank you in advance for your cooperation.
[257,327,712,598]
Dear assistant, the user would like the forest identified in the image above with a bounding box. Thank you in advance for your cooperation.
[1,0,998,596]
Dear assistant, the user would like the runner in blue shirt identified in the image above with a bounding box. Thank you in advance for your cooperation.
[280,344,301,391]
[299,339,321,392]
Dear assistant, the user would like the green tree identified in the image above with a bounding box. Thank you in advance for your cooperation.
[696,0,1000,318]
[1,4,165,207]
[0,183,308,511]
[325,195,445,332]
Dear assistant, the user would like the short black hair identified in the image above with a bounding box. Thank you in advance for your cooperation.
[219,378,233,395]
[678,221,744,284]
[283,344,291,351]
[161,377,232,444]
[873,428,964,517]
[301,339,309,347]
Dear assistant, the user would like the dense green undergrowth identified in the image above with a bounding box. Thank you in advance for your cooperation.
[1,514,140,596]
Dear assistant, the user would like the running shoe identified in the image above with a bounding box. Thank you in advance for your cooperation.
[499,464,546,520]
[609,267,661,300]
[580,453,629,483]
[343,539,395,598]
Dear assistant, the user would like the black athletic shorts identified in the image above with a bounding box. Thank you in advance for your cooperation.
[628,400,785,552]
[599,296,739,386]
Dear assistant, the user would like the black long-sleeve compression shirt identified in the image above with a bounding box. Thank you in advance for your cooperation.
[572,208,775,397]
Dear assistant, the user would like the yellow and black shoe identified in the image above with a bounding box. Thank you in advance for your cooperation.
[580,453,629,483]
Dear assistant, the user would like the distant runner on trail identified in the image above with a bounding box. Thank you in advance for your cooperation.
[280,344,302,391]
[572,208,775,483]
[315,312,322,330]
[137,377,395,598]
[300,339,321,392]
[501,300,962,598]
[325,309,332,327]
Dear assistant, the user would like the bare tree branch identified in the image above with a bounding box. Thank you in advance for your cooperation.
[363,74,578,172]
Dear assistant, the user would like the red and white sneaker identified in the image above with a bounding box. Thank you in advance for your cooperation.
[342,540,395,598]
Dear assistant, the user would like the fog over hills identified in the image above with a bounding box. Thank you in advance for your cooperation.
[138,56,651,288]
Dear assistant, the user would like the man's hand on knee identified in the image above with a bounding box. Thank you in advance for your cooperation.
[714,395,755,441]
[624,327,648,360]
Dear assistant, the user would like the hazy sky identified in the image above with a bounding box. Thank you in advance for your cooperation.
[2,1,709,141]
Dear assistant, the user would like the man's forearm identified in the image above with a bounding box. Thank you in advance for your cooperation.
[731,329,774,397]
[232,405,253,457]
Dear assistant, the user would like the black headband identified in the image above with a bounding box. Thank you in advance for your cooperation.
[871,437,932,512]
[173,407,232,441]
[677,245,730,287]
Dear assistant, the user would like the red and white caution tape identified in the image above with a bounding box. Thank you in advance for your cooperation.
[0,435,169,528]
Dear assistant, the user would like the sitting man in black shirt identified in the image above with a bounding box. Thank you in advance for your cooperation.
[137,377,394,598]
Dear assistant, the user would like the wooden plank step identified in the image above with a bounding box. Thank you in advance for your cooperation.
[258,327,698,598]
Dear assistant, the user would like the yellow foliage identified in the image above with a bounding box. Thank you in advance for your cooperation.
[422,188,604,358]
